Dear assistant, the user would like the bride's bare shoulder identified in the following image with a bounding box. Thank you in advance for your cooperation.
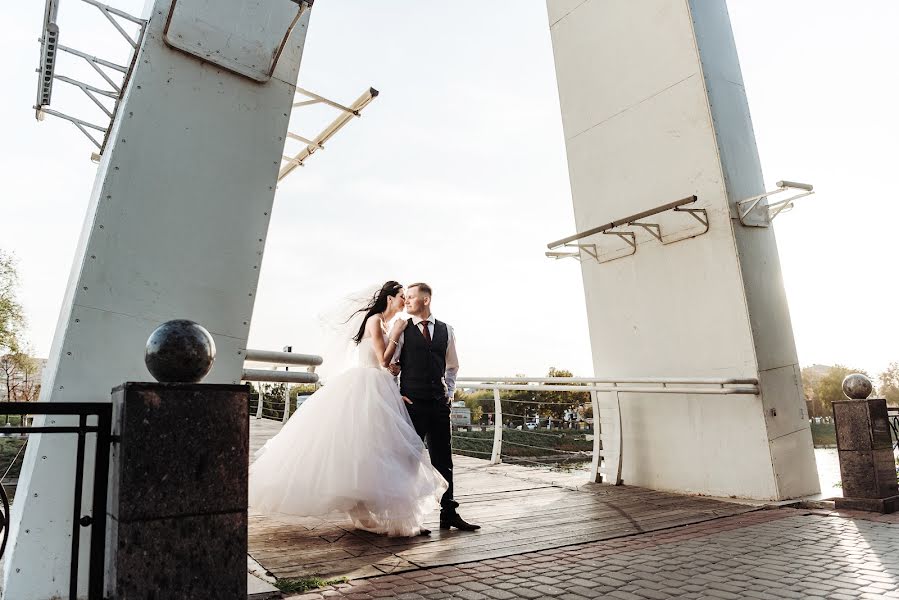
[362,314,383,334]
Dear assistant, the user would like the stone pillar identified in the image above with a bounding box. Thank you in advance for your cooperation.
[105,382,248,598]
[833,374,899,513]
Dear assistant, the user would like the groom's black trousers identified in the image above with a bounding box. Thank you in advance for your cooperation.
[405,394,457,513]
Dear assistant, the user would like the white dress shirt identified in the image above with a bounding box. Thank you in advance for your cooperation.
[392,314,459,399]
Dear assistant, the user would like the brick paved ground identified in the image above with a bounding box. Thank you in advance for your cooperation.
[285,509,899,599]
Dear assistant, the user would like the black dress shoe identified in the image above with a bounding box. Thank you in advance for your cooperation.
[417,528,431,536]
[439,513,480,531]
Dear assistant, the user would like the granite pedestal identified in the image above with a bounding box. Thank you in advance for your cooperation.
[832,397,899,513]
[105,382,248,598]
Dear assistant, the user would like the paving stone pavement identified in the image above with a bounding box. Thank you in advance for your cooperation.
[284,509,899,599]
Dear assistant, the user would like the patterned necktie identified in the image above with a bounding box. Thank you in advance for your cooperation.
[420,320,432,345]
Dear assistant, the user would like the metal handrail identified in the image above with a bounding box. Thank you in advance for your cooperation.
[243,348,322,422]
[457,376,760,485]
[462,383,757,394]
[242,369,318,384]
[243,349,322,367]
[458,376,757,385]
[546,195,698,249]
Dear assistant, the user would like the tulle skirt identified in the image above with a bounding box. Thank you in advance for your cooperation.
[248,366,448,537]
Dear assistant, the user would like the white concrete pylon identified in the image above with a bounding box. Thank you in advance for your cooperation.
[545,0,819,500]
[4,1,313,597]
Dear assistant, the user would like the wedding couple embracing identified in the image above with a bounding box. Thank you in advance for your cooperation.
[249,281,479,537]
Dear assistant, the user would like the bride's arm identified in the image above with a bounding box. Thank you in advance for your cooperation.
[381,319,408,367]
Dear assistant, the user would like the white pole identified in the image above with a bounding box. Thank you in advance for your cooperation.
[490,388,503,465]
[282,345,291,424]
[589,390,601,483]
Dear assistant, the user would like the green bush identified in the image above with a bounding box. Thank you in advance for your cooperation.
[810,421,836,447]
[0,437,28,480]
[451,427,593,462]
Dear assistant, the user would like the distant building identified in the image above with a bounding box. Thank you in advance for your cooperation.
[450,401,471,427]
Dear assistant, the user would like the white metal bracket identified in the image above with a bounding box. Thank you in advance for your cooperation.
[545,250,581,261]
[546,195,709,264]
[278,87,379,181]
[736,180,815,227]
[592,390,623,485]
[34,0,146,154]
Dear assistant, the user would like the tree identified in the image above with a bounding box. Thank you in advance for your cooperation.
[492,368,591,428]
[454,389,490,424]
[813,365,870,416]
[500,373,538,428]
[1,352,41,424]
[801,368,824,417]
[14,354,41,403]
[541,367,590,423]
[289,383,318,401]
[878,362,899,407]
[0,354,21,403]
[0,250,25,354]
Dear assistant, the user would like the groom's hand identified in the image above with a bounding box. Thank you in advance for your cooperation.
[388,363,401,376]
[402,396,413,405]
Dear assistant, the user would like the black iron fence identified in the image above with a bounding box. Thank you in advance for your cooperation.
[888,408,899,451]
[0,402,112,600]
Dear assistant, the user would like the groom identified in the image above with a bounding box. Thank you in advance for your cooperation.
[390,282,480,532]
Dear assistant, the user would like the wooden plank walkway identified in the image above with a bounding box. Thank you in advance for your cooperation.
[247,418,760,581]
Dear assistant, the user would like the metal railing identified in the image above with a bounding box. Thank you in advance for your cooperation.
[888,408,899,451]
[455,376,760,485]
[0,402,112,600]
[545,195,710,264]
[242,348,322,422]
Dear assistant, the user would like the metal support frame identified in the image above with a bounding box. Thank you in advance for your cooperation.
[34,0,146,153]
[546,195,709,264]
[736,180,815,227]
[278,87,379,181]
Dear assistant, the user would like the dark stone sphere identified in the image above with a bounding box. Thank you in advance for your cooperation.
[842,373,873,400]
[145,320,216,383]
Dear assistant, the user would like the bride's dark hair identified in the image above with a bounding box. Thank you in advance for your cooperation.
[351,281,404,344]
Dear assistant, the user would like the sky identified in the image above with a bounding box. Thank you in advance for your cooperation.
[1,1,897,380]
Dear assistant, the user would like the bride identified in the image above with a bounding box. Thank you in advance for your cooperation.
[248,281,448,537]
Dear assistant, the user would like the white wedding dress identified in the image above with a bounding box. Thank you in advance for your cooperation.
[248,330,448,537]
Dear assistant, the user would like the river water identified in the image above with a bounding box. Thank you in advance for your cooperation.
[814,447,842,498]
